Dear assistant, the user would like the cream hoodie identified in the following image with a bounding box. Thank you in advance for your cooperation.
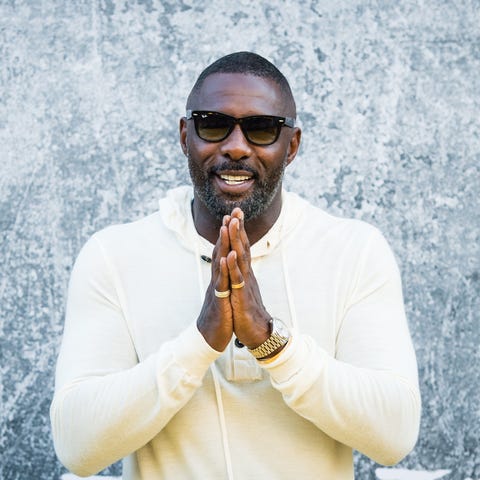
[51,186,421,479]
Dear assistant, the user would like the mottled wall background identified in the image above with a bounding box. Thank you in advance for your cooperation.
[1,1,479,479]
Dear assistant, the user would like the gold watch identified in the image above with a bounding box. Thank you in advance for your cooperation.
[248,318,290,359]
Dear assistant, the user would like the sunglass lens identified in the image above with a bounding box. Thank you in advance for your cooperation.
[196,114,231,142]
[243,117,279,145]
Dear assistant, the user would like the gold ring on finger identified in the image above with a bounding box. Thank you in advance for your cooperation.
[231,281,245,289]
[214,289,231,298]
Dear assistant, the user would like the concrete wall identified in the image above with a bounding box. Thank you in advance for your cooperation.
[1,1,478,479]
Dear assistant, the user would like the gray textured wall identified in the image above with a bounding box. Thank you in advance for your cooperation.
[1,1,479,479]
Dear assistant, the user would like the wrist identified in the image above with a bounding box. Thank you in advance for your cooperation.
[257,337,292,363]
[196,318,231,352]
[245,315,272,349]
[248,318,290,360]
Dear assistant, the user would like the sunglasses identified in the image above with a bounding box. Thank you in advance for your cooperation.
[186,110,295,146]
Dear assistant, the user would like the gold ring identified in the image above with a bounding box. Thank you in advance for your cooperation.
[214,289,231,298]
[231,281,245,289]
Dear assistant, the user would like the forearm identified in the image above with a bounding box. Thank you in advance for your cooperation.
[51,323,220,476]
[262,333,421,465]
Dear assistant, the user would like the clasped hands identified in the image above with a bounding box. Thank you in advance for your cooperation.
[197,208,272,352]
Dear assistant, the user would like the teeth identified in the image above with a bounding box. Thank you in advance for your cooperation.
[220,174,252,185]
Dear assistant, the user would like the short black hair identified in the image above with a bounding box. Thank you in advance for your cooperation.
[186,51,296,116]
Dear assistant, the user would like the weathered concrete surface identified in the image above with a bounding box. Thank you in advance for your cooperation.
[1,1,478,479]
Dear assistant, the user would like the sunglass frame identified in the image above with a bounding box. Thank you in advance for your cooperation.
[186,110,295,146]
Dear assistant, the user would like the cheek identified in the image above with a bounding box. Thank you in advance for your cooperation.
[258,147,288,171]
[187,146,216,178]
[188,136,218,161]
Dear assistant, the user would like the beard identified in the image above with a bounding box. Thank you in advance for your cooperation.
[188,157,286,221]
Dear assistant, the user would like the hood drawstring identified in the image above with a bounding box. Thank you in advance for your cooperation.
[183,187,299,480]
[194,239,235,480]
[281,241,299,331]
[210,363,235,480]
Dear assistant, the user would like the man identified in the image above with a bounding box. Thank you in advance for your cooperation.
[51,52,421,479]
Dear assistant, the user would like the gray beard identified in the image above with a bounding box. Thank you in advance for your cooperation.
[188,156,286,221]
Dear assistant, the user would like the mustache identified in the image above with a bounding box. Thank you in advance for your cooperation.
[209,162,258,178]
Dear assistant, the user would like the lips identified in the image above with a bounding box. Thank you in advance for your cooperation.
[213,169,255,194]
[219,173,253,185]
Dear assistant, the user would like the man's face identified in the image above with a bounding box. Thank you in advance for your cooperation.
[180,73,300,222]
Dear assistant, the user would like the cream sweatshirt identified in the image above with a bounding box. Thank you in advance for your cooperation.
[51,186,421,479]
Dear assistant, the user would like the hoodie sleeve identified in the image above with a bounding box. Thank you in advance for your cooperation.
[50,234,221,477]
[260,228,421,466]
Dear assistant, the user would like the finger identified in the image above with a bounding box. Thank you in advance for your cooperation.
[214,257,231,299]
[211,226,231,286]
[226,251,245,291]
[228,217,250,273]
[231,208,250,248]
[212,225,230,262]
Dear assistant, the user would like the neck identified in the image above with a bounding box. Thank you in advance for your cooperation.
[192,192,283,245]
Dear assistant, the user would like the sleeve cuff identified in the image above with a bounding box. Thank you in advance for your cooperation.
[259,332,329,385]
[171,322,223,379]
[257,337,293,364]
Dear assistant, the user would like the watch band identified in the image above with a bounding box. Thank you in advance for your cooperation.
[248,318,290,359]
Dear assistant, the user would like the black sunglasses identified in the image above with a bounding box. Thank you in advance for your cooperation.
[186,110,295,146]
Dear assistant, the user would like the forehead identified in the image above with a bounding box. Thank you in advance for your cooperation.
[193,73,286,116]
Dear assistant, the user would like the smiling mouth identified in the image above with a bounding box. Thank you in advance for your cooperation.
[219,174,253,185]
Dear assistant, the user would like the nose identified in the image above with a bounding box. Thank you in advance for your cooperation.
[219,124,252,160]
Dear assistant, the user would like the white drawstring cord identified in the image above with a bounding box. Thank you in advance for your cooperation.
[192,204,294,480]
[281,242,299,331]
[210,363,235,480]
[194,240,235,480]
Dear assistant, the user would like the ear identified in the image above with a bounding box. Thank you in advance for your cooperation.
[179,117,188,156]
[286,127,301,166]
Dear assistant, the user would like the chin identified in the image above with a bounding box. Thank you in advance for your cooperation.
[201,185,279,221]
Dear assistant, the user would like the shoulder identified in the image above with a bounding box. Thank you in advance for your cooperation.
[91,211,163,253]
[282,190,382,245]
[93,185,192,248]
[71,212,163,272]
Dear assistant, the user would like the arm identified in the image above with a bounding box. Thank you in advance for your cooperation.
[50,234,221,476]
[218,212,420,464]
[261,229,421,465]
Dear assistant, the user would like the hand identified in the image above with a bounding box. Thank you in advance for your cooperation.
[197,208,272,352]
[196,218,234,352]
[225,208,271,348]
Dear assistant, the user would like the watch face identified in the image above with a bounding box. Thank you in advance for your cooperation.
[274,319,289,338]
[247,318,290,359]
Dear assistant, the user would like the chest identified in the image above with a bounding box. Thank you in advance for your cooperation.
[115,241,356,362]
